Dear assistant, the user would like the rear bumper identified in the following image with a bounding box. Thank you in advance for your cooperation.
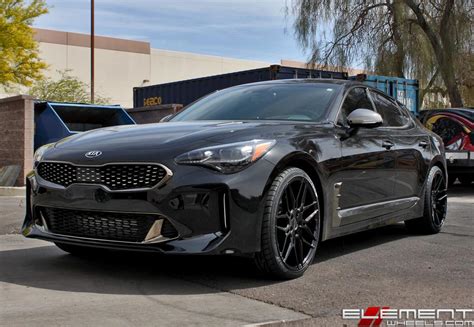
[22,160,275,255]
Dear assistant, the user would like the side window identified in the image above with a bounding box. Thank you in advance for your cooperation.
[370,91,409,127]
[338,87,374,125]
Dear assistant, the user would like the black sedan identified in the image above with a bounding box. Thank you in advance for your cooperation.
[23,79,447,279]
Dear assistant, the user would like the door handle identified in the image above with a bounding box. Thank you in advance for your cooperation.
[419,141,429,148]
[382,140,394,150]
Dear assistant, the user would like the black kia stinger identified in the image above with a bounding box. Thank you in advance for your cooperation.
[23,79,448,279]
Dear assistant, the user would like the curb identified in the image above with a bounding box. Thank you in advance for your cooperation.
[0,187,26,197]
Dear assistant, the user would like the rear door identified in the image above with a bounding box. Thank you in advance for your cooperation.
[369,90,428,200]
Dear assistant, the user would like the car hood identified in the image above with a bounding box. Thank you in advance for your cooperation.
[54,121,292,151]
[42,121,332,164]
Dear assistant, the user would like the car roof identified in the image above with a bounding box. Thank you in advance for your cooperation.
[232,78,364,88]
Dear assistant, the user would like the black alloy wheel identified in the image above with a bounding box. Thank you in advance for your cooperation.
[430,171,448,228]
[255,167,320,279]
[405,166,447,234]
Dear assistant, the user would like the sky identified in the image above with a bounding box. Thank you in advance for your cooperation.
[33,0,308,64]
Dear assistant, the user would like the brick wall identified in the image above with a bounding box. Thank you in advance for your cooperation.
[0,95,34,186]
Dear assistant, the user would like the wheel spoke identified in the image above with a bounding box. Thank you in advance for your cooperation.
[296,181,308,208]
[276,225,288,233]
[301,225,316,240]
[432,209,439,225]
[436,190,447,201]
[293,239,301,266]
[434,174,443,191]
[435,207,445,216]
[300,232,316,248]
[296,237,304,266]
[276,213,290,220]
[283,241,293,262]
[287,186,296,209]
[433,175,439,190]
[280,232,290,253]
[435,207,445,220]
[302,201,317,212]
[283,190,291,213]
[301,237,315,249]
[304,209,319,222]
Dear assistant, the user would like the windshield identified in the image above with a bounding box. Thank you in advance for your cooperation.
[171,83,341,122]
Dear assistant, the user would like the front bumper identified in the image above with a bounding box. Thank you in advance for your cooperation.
[22,160,276,255]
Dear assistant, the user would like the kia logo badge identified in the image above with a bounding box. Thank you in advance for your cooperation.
[85,151,102,158]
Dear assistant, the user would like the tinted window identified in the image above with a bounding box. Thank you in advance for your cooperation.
[339,87,374,124]
[171,83,341,122]
[370,91,409,127]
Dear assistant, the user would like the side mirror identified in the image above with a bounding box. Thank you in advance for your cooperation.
[347,108,383,128]
[159,114,173,123]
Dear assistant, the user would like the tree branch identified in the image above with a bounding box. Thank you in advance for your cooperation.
[321,2,392,63]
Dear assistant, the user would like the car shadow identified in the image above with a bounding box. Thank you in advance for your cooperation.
[0,223,415,296]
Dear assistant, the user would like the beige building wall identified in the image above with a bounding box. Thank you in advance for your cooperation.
[37,43,152,106]
[10,28,269,108]
[0,28,369,108]
[150,49,267,85]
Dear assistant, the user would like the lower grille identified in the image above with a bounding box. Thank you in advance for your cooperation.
[39,207,177,242]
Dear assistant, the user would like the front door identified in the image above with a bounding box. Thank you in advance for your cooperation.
[334,87,397,226]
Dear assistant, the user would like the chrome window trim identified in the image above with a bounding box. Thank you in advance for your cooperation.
[36,161,173,193]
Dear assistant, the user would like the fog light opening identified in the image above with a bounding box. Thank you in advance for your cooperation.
[35,210,49,232]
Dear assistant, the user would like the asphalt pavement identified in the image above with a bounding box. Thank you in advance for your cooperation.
[0,185,473,326]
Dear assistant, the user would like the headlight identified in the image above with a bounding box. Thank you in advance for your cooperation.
[175,139,276,173]
[33,143,55,166]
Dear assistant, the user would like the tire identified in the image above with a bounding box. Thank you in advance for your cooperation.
[405,166,447,234]
[255,167,321,279]
[459,175,473,186]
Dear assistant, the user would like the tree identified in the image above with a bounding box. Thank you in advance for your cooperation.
[0,0,48,87]
[29,70,111,104]
[288,0,473,107]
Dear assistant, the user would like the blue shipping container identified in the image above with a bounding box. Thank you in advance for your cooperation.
[34,102,135,150]
[350,74,419,113]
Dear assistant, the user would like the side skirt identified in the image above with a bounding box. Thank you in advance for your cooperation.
[322,182,423,240]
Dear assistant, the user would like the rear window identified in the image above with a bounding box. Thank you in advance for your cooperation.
[171,83,341,122]
[370,91,409,127]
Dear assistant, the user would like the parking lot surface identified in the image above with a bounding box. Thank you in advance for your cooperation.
[1,186,473,326]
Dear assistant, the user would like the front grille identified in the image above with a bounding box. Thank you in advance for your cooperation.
[37,162,168,190]
[40,207,158,242]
